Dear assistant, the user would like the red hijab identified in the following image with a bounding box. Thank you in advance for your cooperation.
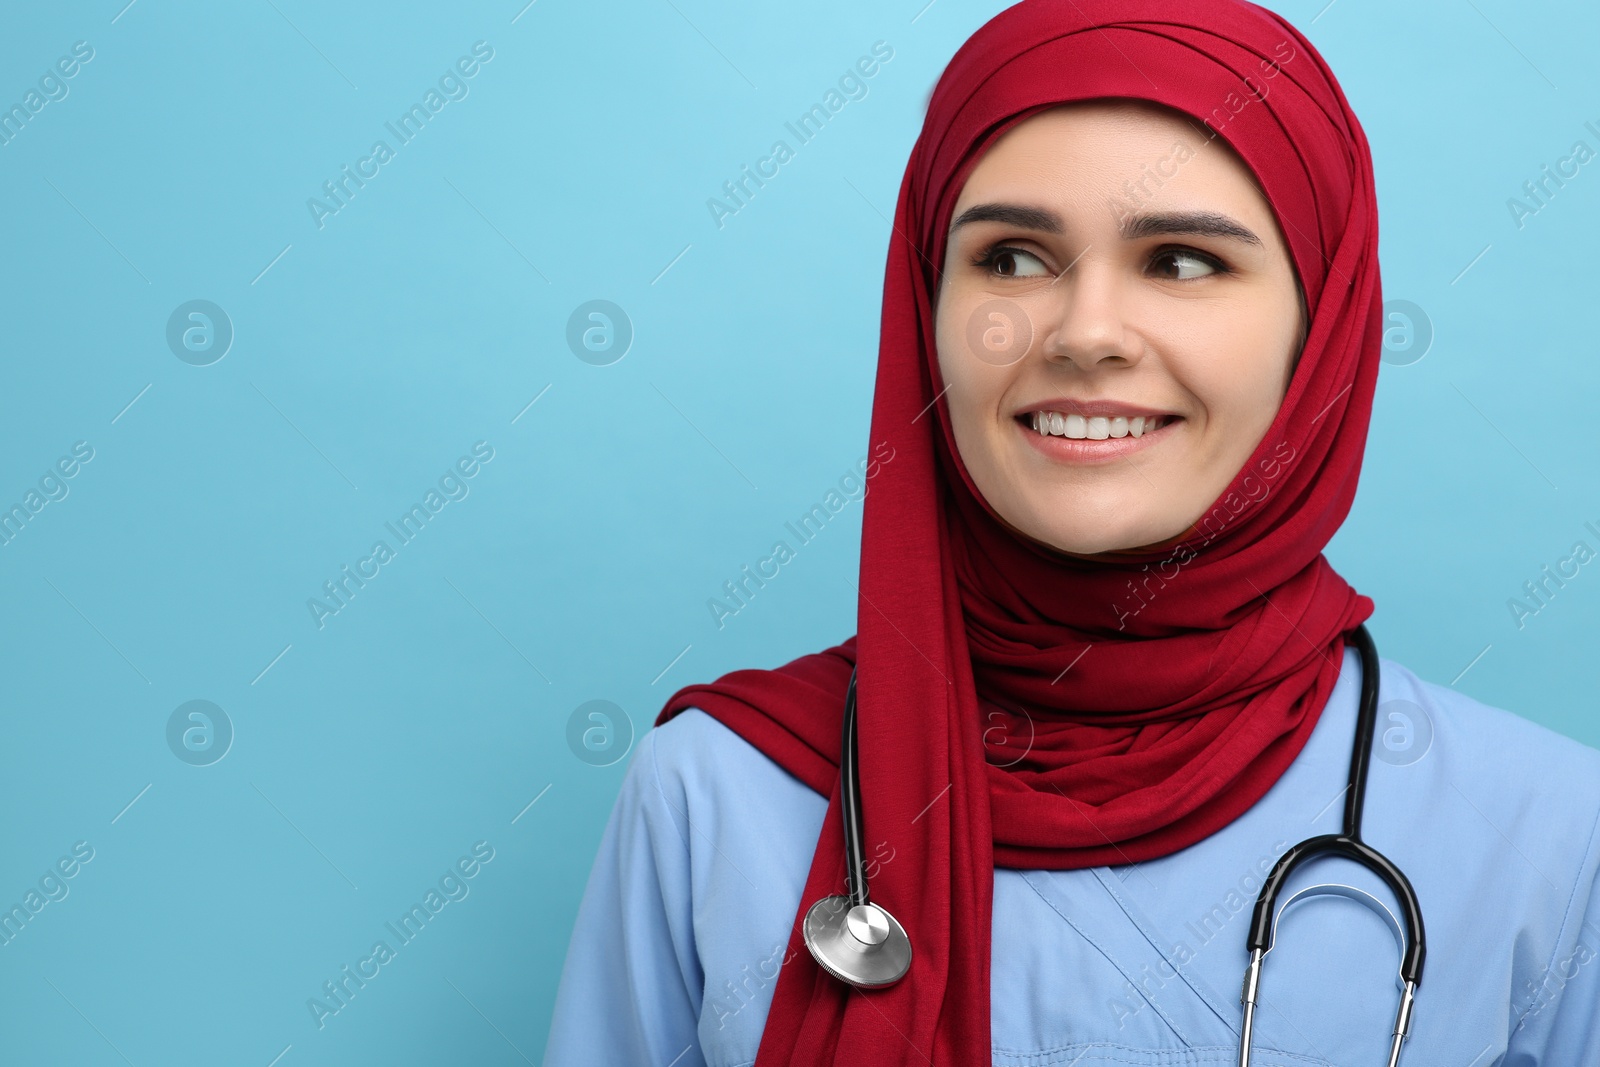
[656,0,1381,1060]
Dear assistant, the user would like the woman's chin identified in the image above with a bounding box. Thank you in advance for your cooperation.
[1017,525,1152,558]
[1003,510,1196,558]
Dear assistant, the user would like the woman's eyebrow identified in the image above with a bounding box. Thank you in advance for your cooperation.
[950,202,1262,246]
[1122,209,1262,246]
[949,202,1061,233]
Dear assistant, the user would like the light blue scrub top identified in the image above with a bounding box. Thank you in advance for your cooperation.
[543,646,1600,1067]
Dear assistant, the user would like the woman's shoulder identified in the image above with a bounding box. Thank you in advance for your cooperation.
[1365,653,1600,900]
[1366,655,1600,1058]
[649,705,817,787]
[640,707,830,849]
[631,708,831,1052]
[1378,652,1600,789]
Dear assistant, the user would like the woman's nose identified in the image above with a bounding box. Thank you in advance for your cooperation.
[1036,264,1143,370]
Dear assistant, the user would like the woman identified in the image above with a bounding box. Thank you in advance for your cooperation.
[543,1,1600,1063]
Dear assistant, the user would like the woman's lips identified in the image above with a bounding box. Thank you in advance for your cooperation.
[1015,413,1182,464]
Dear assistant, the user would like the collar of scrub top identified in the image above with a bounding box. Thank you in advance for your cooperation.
[801,622,1427,1066]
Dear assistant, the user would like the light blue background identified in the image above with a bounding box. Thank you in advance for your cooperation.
[0,0,1595,1063]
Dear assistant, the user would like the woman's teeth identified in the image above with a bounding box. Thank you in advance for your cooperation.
[1028,411,1171,440]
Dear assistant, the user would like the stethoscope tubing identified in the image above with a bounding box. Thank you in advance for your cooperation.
[1244,623,1426,984]
[810,622,1426,1062]
[838,667,870,910]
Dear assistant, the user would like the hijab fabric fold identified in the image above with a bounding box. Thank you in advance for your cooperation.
[657,0,1383,1060]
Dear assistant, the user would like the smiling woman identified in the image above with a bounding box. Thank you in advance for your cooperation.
[933,100,1307,557]
[543,2,1600,1065]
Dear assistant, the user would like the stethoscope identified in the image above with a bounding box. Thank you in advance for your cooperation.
[802,622,1426,1067]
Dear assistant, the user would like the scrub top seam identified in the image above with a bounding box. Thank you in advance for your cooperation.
[648,725,709,1028]
[1018,870,1196,1049]
[1511,788,1600,1038]
[1085,865,1240,1036]
[650,724,694,853]
[989,1040,1339,1066]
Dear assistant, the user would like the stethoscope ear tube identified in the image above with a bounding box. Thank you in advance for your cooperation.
[1242,627,1426,987]
[1245,834,1426,986]
[1237,624,1426,1067]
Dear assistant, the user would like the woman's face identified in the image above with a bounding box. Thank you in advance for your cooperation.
[934,101,1306,557]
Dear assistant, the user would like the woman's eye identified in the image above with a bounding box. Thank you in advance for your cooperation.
[977,245,1050,278]
[1150,247,1226,281]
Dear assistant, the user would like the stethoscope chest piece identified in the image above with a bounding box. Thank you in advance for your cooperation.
[803,894,912,988]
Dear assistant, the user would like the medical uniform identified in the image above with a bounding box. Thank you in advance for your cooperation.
[542,645,1600,1066]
